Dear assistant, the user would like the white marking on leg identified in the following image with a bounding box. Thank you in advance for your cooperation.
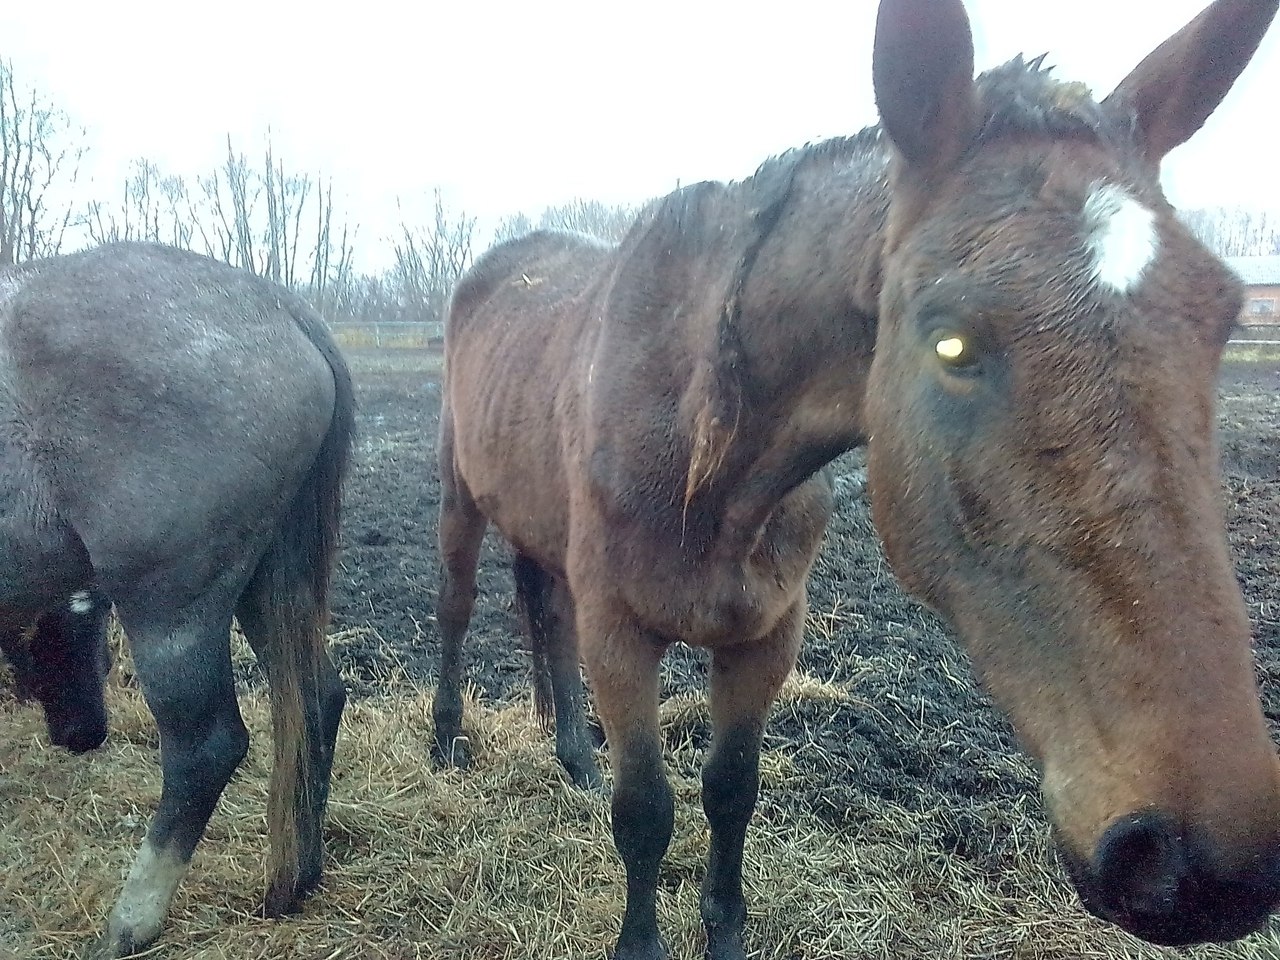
[103,839,190,952]
[69,590,93,614]
[1082,183,1158,294]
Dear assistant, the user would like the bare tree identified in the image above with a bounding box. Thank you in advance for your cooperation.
[492,211,535,245]
[541,197,638,241]
[495,197,639,246]
[306,180,359,320]
[191,138,255,268]
[260,132,313,287]
[187,134,357,300]
[83,159,195,248]
[0,58,84,264]
[390,189,475,322]
[1181,206,1280,258]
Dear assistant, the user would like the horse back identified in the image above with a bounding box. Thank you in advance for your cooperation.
[442,230,614,567]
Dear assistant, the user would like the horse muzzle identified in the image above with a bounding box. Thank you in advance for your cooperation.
[46,708,108,754]
[1057,811,1280,945]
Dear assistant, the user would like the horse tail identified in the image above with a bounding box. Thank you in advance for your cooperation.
[255,297,355,906]
[513,554,555,734]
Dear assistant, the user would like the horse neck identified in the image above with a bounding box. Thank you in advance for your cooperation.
[687,144,892,551]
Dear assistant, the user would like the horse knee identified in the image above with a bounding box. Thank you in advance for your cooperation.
[702,734,761,831]
[187,717,250,788]
[436,580,477,628]
[148,688,249,836]
[612,753,675,870]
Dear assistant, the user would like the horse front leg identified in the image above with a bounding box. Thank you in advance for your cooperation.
[93,604,247,959]
[700,600,804,960]
[581,608,673,960]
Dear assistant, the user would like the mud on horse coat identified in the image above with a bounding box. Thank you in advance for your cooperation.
[0,242,354,958]
[435,0,1280,955]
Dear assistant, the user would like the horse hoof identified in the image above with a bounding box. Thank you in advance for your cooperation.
[432,734,472,770]
[263,876,312,918]
[563,756,603,791]
[613,935,669,960]
[86,928,142,959]
[705,928,747,960]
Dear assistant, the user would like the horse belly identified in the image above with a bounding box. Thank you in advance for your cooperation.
[447,356,575,569]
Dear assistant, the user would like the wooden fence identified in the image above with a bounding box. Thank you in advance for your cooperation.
[329,321,444,350]
[1232,322,1280,345]
[326,320,1279,349]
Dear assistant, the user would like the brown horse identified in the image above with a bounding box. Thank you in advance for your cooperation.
[434,0,1280,955]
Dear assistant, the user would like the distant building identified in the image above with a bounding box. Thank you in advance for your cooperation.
[1225,255,1280,323]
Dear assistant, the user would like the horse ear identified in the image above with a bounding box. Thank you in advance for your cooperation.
[873,0,978,172]
[1102,0,1278,160]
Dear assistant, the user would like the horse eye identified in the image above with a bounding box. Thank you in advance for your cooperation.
[933,332,979,369]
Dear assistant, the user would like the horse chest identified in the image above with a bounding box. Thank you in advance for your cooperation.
[592,487,829,648]
[663,552,806,647]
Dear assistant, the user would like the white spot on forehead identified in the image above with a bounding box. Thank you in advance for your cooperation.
[69,590,93,614]
[1082,183,1159,295]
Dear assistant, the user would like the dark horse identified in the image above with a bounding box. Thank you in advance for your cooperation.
[1,585,112,754]
[435,0,1280,955]
[0,242,353,958]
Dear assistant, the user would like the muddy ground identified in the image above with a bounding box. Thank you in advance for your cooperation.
[328,349,1280,882]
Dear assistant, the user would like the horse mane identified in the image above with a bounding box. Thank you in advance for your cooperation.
[680,152,808,515]
[649,56,1130,515]
[974,54,1135,148]
[741,55,1132,187]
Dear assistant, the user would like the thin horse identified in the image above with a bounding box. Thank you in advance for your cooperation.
[0,242,354,958]
[435,0,1280,955]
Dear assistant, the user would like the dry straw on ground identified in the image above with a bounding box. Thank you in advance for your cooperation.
[3,629,1280,960]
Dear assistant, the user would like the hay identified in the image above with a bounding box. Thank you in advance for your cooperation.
[3,638,1280,959]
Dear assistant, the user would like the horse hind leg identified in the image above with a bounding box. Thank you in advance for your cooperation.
[515,554,600,789]
[699,601,804,960]
[96,596,249,958]
[433,423,486,768]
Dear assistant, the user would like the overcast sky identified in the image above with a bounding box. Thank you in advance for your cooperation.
[2,0,1277,270]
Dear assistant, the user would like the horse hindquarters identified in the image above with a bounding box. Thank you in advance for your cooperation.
[96,335,353,959]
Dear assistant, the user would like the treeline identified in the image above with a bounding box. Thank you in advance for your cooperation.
[1179,207,1280,259]
[0,59,641,326]
[1,57,1275,328]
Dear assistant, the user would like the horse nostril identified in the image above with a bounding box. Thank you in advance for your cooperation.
[1062,814,1280,945]
[1095,812,1189,918]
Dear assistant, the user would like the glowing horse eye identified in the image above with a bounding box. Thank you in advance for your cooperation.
[935,335,969,362]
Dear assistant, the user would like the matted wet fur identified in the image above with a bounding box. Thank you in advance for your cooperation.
[0,242,353,958]
[435,1,1280,957]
